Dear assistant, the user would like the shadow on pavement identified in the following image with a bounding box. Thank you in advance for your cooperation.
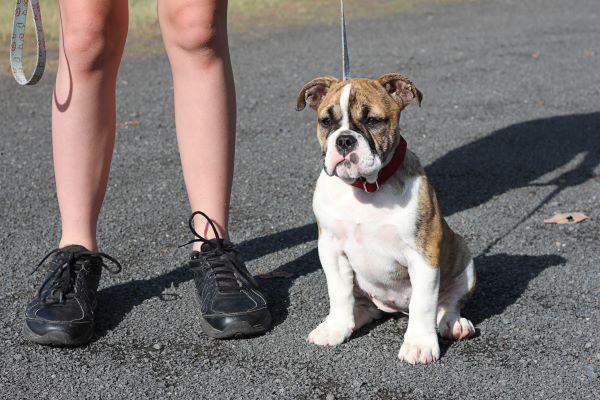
[465,253,566,326]
[97,112,596,339]
[426,112,600,217]
[257,248,320,327]
[95,223,318,338]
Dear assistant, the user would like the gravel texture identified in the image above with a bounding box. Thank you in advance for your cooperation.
[1,0,599,398]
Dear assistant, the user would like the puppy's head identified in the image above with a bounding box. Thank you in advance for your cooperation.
[296,73,422,181]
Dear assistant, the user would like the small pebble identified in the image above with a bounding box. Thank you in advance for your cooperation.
[584,367,597,380]
[352,380,364,389]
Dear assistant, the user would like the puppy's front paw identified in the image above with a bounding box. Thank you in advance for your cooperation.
[307,319,353,346]
[398,334,440,364]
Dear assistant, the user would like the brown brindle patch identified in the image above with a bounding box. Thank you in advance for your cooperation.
[314,78,405,159]
[297,75,421,160]
[348,79,402,158]
[315,83,346,151]
[415,176,472,285]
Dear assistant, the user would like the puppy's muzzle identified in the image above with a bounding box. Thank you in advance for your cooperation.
[336,134,357,156]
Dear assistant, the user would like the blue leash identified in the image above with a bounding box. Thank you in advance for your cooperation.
[340,0,350,80]
[10,0,46,85]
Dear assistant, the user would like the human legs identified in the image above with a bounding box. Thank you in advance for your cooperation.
[158,0,271,338]
[158,0,235,246]
[24,0,128,346]
[53,0,128,251]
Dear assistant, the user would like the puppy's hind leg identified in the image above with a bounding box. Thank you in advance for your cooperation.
[353,288,384,331]
[437,260,476,340]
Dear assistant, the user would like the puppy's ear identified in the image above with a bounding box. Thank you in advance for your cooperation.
[296,76,338,111]
[378,73,423,108]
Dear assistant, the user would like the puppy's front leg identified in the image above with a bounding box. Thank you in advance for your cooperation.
[307,232,355,346]
[398,251,441,364]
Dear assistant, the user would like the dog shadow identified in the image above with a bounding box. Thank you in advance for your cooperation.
[426,112,600,217]
[464,253,566,326]
[97,112,595,340]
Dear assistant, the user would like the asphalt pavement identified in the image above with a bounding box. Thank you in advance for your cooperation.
[1,0,599,398]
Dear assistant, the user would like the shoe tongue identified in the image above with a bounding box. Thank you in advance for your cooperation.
[54,245,91,272]
[46,245,91,301]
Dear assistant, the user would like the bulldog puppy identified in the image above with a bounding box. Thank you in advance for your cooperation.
[295,73,476,364]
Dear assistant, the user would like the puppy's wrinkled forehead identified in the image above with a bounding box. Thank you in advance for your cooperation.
[318,79,402,124]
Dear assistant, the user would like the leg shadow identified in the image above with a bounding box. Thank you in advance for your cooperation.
[256,248,321,327]
[95,223,318,338]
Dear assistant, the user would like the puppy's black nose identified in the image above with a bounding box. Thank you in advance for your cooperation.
[336,134,357,154]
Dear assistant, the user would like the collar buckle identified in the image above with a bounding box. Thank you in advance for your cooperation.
[362,179,379,193]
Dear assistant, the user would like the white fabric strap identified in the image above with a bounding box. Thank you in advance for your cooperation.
[10,0,46,85]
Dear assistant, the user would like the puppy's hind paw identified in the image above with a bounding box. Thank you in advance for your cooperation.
[438,316,475,340]
[398,334,440,364]
[306,319,353,346]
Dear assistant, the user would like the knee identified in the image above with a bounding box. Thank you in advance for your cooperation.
[160,2,223,55]
[62,17,127,73]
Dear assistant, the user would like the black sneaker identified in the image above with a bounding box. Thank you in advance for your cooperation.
[183,211,272,339]
[24,245,121,346]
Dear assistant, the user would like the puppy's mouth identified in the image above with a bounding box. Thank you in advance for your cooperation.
[324,151,361,177]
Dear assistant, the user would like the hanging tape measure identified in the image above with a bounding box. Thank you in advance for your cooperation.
[10,0,46,85]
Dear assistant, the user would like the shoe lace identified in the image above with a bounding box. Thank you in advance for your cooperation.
[180,211,243,293]
[31,248,122,304]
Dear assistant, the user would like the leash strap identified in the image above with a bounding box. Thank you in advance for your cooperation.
[340,0,350,80]
[10,0,46,85]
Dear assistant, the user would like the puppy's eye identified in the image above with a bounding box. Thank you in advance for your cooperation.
[366,117,383,128]
[319,117,332,128]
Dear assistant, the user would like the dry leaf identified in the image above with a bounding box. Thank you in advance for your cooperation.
[544,212,590,225]
[582,50,595,58]
[256,271,295,279]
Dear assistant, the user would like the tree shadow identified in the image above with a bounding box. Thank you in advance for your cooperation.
[426,112,600,217]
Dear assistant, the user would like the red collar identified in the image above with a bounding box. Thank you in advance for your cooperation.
[351,136,407,193]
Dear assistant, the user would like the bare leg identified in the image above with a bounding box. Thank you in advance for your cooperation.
[158,0,235,247]
[53,0,128,251]
[157,0,272,339]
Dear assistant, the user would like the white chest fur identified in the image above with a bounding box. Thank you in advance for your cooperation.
[313,171,422,312]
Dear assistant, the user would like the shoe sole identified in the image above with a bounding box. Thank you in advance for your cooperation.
[22,322,93,347]
[199,313,273,339]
